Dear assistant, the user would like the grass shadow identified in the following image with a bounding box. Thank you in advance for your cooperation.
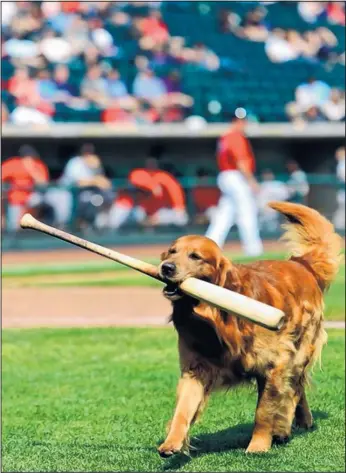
[162,410,329,470]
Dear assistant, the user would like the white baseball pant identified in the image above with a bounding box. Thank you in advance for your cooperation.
[205,170,263,256]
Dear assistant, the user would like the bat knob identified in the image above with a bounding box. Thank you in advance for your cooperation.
[20,213,36,229]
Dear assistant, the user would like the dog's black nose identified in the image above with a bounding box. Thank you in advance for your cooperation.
[161,262,176,277]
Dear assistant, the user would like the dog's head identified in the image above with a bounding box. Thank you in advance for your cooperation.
[159,235,235,301]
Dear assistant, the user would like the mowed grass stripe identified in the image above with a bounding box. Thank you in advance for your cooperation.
[2,328,345,472]
[2,251,289,277]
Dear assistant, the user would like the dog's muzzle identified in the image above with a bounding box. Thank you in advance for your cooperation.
[162,281,183,300]
[160,263,183,300]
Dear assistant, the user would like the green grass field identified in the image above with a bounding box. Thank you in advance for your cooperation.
[2,328,345,472]
[4,251,345,321]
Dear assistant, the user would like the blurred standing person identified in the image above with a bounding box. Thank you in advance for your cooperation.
[333,146,345,230]
[258,169,289,232]
[59,143,114,230]
[286,160,310,204]
[1,145,49,231]
[205,110,263,256]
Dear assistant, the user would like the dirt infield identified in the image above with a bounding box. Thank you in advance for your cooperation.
[3,287,172,328]
[3,285,344,330]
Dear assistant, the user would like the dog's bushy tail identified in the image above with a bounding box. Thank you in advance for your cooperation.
[268,201,343,291]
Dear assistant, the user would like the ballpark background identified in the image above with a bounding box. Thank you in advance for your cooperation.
[2,1,345,472]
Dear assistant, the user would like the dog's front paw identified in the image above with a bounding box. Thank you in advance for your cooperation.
[158,441,183,458]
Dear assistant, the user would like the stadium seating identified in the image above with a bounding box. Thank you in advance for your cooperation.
[2,1,344,123]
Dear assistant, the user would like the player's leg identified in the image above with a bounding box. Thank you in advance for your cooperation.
[205,195,236,247]
[231,174,263,256]
[205,172,236,247]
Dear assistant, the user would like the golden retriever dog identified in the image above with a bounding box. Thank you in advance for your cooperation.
[157,201,342,457]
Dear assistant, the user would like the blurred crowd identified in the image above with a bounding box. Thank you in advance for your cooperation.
[2,1,197,126]
[1,1,345,126]
[286,76,345,123]
[2,143,345,233]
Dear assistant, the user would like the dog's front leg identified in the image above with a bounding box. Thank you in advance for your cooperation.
[158,373,205,457]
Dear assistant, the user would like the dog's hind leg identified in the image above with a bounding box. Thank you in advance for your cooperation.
[295,387,313,429]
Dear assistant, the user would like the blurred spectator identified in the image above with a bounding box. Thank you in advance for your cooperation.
[219,8,242,36]
[258,169,289,232]
[1,145,49,231]
[81,65,108,108]
[333,146,345,229]
[9,66,54,119]
[327,2,345,26]
[240,5,270,42]
[136,9,169,46]
[106,69,128,99]
[301,105,326,123]
[52,64,86,108]
[191,42,220,71]
[321,88,345,121]
[298,1,345,26]
[59,143,114,230]
[133,68,166,104]
[39,28,73,63]
[265,28,300,63]
[192,168,219,225]
[298,2,328,24]
[111,158,188,228]
[2,103,9,124]
[265,26,342,64]
[4,33,39,61]
[10,105,52,126]
[286,77,332,122]
[286,160,310,204]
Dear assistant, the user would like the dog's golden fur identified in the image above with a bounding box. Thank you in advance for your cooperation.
[157,202,342,457]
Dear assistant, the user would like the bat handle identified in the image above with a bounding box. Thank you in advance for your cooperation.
[20,214,162,281]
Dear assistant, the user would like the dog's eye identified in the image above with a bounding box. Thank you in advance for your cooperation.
[169,248,176,254]
[189,252,202,260]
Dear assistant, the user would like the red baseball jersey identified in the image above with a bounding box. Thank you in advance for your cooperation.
[217,129,256,173]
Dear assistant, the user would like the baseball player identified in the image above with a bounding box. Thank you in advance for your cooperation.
[206,110,263,256]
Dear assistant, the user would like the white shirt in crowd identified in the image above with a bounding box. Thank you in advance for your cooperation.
[265,35,298,63]
[321,99,346,121]
[287,170,310,197]
[259,180,290,209]
[59,157,99,186]
[337,159,345,183]
[10,106,52,125]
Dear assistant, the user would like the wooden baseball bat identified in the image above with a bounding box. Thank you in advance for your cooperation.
[20,214,285,330]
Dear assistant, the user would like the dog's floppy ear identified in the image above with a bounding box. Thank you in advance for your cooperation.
[160,251,169,261]
[216,256,241,292]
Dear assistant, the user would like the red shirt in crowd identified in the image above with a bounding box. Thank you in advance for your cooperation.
[192,187,220,213]
[217,128,256,174]
[129,168,186,215]
[2,157,49,205]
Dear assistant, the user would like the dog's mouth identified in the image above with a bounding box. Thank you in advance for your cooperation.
[163,281,183,300]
